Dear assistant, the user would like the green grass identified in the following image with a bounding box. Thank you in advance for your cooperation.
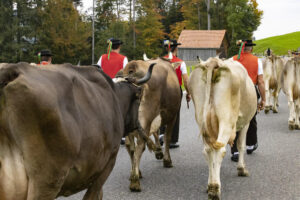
[253,31,300,56]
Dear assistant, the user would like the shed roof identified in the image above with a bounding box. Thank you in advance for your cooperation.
[178,30,226,49]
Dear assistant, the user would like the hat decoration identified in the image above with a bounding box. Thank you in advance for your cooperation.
[237,40,247,60]
[37,52,41,64]
[163,40,173,60]
[107,39,113,60]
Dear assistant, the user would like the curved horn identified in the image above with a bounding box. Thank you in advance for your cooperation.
[197,56,203,64]
[136,63,156,85]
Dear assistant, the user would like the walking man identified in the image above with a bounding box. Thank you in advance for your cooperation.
[97,38,128,78]
[160,39,191,148]
[231,39,266,161]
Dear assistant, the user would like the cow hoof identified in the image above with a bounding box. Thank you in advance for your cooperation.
[295,124,300,130]
[288,123,295,130]
[163,159,173,168]
[129,181,141,192]
[264,109,269,114]
[237,167,249,177]
[272,109,278,113]
[130,175,141,192]
[155,151,164,160]
[207,183,220,200]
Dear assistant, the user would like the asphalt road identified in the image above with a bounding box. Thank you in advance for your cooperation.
[58,92,300,200]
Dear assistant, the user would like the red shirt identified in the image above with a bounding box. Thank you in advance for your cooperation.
[233,53,258,84]
[164,55,183,86]
[37,61,50,66]
[100,52,126,78]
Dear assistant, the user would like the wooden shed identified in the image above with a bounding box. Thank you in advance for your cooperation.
[177,30,228,66]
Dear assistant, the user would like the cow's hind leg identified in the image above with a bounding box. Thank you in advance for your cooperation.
[152,131,164,160]
[287,96,296,130]
[125,133,140,180]
[272,88,280,113]
[129,135,146,192]
[203,144,226,200]
[294,99,300,129]
[163,116,176,168]
[264,81,271,114]
[150,115,163,160]
[236,124,250,177]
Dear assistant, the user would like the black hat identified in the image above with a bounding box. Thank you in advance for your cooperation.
[107,38,123,45]
[163,39,181,47]
[40,49,52,56]
[237,39,256,46]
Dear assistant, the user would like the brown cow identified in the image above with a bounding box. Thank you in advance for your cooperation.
[121,58,182,191]
[0,62,153,199]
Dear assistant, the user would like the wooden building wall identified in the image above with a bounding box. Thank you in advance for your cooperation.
[178,48,217,62]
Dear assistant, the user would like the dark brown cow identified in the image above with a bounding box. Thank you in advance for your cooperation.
[0,62,154,200]
[121,58,182,191]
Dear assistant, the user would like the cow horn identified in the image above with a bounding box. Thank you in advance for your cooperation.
[136,63,156,85]
[197,56,203,64]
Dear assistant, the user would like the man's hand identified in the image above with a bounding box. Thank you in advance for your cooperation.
[258,100,265,111]
[186,93,191,102]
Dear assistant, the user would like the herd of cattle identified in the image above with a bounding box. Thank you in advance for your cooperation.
[0,55,298,200]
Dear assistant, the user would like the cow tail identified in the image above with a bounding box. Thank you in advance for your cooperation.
[203,67,214,128]
[203,66,219,147]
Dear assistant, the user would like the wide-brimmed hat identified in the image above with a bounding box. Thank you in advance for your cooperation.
[40,49,52,56]
[237,39,256,46]
[107,38,123,45]
[163,39,181,47]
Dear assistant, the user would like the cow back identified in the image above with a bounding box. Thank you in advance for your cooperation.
[123,59,181,127]
[188,58,257,148]
[0,63,124,197]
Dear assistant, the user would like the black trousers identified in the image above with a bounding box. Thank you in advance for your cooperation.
[231,113,258,154]
[231,86,259,154]
[160,88,182,143]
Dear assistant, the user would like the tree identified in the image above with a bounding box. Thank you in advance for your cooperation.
[135,0,165,58]
[225,0,262,56]
[0,0,16,62]
[37,0,91,64]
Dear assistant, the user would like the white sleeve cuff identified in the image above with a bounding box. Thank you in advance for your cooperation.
[97,56,102,67]
[123,57,128,68]
[258,59,263,75]
[180,61,188,74]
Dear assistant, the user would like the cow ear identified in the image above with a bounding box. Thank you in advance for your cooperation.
[171,61,182,69]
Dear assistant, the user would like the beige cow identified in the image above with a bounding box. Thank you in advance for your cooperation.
[281,57,300,130]
[263,55,284,113]
[188,57,257,200]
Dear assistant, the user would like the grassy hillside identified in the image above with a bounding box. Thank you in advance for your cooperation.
[253,31,300,56]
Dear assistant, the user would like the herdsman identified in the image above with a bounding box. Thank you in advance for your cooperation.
[37,49,52,65]
[231,39,266,161]
[97,38,128,144]
[160,39,191,148]
[97,38,128,78]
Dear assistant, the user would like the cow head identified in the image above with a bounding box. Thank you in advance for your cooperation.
[113,63,155,136]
